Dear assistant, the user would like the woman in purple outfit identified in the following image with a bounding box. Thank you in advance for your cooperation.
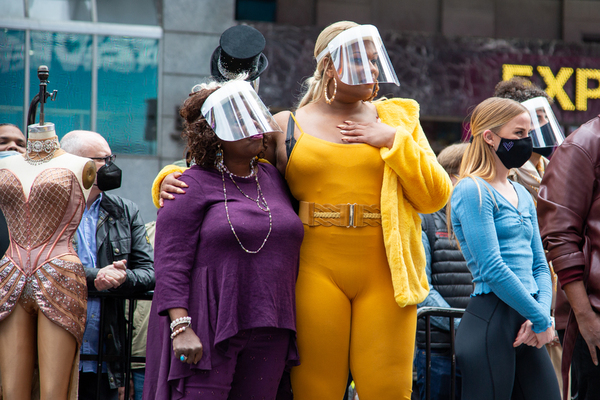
[143,79,304,400]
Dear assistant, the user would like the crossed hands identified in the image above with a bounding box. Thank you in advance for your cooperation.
[513,320,556,349]
[94,260,127,291]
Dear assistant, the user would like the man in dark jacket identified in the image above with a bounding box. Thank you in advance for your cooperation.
[415,143,472,400]
[538,116,600,400]
[61,130,155,400]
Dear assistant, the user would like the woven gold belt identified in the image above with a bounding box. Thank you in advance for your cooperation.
[298,201,381,228]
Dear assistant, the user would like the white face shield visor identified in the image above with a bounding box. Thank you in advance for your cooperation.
[200,81,282,142]
[316,25,399,86]
[521,97,565,153]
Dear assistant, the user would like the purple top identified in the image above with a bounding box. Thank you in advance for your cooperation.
[144,163,303,400]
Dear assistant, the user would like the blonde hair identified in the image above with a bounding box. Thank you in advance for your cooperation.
[459,97,528,182]
[447,97,528,237]
[297,21,360,109]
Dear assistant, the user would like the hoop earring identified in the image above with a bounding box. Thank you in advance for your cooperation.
[367,80,379,102]
[324,76,337,104]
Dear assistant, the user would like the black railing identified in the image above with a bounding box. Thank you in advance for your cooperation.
[80,290,154,400]
[416,307,465,400]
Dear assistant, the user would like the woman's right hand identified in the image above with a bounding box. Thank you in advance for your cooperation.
[172,327,203,364]
[159,172,188,207]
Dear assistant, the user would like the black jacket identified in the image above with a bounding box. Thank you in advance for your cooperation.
[417,209,472,349]
[75,193,155,388]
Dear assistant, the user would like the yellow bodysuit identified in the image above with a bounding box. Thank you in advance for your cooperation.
[285,99,451,400]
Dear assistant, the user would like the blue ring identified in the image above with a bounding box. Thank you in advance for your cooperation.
[180,355,186,362]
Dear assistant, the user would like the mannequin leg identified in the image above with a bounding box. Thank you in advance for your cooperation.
[0,304,37,400]
[37,310,77,400]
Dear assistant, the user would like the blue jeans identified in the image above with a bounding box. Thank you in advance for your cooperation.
[415,348,462,400]
[132,369,145,400]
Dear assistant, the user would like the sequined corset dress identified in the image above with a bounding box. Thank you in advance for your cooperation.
[0,167,87,344]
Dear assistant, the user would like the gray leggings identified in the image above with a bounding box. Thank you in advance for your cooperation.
[455,293,560,400]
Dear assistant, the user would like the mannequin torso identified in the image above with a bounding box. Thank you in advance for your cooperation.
[0,123,95,345]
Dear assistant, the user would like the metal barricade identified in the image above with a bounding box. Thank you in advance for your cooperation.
[416,307,465,400]
[80,290,154,400]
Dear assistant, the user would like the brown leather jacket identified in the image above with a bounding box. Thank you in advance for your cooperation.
[538,115,600,330]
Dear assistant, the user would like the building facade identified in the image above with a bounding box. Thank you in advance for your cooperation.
[1,0,600,221]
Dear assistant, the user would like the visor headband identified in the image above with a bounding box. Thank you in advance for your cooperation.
[316,24,381,63]
[202,81,253,116]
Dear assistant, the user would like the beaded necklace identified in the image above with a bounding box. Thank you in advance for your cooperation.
[219,162,272,253]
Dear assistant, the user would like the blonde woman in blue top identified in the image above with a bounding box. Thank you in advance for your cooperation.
[450,97,560,400]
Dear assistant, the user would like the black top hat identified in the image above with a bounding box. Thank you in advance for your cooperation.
[210,25,268,82]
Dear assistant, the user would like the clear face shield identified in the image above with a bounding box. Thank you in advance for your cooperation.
[316,25,399,86]
[521,97,565,156]
[200,80,282,142]
[250,77,260,93]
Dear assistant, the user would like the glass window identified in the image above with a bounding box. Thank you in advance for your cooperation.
[29,0,93,22]
[29,31,93,135]
[236,0,276,22]
[96,36,158,155]
[0,29,26,131]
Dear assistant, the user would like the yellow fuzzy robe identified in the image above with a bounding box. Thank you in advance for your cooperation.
[151,99,452,307]
[376,98,452,306]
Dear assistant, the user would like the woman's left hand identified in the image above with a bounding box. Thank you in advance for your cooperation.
[338,120,397,148]
[513,320,539,348]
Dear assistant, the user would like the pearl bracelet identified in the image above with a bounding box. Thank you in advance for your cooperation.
[170,326,187,340]
[170,316,192,332]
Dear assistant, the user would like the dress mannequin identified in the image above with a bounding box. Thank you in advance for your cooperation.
[0,122,95,400]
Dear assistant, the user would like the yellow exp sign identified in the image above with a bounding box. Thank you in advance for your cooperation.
[502,64,600,111]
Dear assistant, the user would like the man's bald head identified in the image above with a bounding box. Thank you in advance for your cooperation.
[61,130,113,200]
[61,130,111,157]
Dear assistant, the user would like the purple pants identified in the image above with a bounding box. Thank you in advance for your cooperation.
[171,328,291,400]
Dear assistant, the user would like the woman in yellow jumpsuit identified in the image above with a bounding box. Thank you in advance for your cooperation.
[271,21,451,399]
[153,21,451,400]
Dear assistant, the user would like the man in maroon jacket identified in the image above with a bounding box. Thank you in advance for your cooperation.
[538,115,600,400]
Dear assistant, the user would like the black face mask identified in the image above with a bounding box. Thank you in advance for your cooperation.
[96,161,122,191]
[494,136,533,169]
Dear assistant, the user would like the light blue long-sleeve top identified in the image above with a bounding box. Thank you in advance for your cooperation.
[450,177,552,333]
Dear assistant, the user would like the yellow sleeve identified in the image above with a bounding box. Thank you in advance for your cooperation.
[151,165,188,208]
[377,99,452,214]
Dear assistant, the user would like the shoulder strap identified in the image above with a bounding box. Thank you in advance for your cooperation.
[285,112,297,159]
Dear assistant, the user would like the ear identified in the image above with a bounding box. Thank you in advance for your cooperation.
[482,129,495,147]
[323,57,335,78]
